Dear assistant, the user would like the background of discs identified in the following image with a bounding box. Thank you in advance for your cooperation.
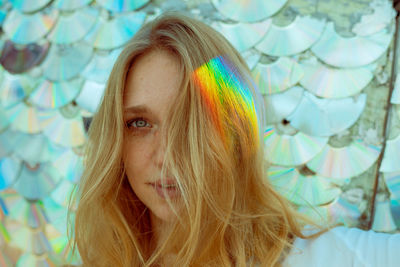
[0,0,399,265]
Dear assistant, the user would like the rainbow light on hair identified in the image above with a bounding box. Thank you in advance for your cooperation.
[192,56,260,153]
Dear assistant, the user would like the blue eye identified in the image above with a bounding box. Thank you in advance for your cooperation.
[126,118,151,130]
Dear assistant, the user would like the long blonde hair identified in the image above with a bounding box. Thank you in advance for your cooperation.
[70,13,327,267]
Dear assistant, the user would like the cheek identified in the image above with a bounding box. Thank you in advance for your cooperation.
[123,138,152,179]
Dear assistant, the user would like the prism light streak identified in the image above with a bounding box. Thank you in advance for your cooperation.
[192,56,260,152]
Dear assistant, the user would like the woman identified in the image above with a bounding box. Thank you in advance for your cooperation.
[70,13,399,266]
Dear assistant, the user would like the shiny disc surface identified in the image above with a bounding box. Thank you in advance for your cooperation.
[380,133,400,172]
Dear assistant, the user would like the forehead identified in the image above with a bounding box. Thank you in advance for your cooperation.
[123,49,181,114]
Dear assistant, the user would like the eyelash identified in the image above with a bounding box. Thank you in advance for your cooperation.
[125,117,152,131]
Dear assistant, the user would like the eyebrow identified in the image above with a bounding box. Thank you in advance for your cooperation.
[123,105,153,115]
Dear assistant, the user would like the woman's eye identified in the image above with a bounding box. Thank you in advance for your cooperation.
[126,118,151,130]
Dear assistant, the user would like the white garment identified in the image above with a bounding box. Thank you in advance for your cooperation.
[282,226,400,267]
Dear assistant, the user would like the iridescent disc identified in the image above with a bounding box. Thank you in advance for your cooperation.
[299,57,374,98]
[82,48,122,83]
[10,225,53,254]
[256,16,325,56]
[251,57,304,95]
[53,0,92,11]
[16,252,63,267]
[2,190,49,228]
[41,42,93,81]
[13,133,66,165]
[0,157,21,190]
[0,246,13,266]
[97,0,149,12]
[352,0,396,36]
[267,165,341,206]
[299,195,362,227]
[311,22,393,68]
[242,49,261,70]
[371,195,397,232]
[391,75,400,104]
[85,11,146,50]
[3,9,58,45]
[42,197,69,235]
[307,139,381,179]
[0,72,37,109]
[384,172,400,228]
[0,105,10,132]
[287,92,366,137]
[380,133,400,172]
[74,80,105,113]
[50,180,77,208]
[212,19,272,52]
[6,102,45,134]
[211,0,287,23]
[47,6,99,44]
[0,40,50,74]
[12,162,62,201]
[264,85,303,125]
[0,129,26,158]
[28,78,83,109]
[47,223,81,265]
[52,149,83,183]
[10,0,53,13]
[40,108,87,147]
[264,125,328,166]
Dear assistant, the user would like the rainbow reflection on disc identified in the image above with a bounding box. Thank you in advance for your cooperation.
[256,16,325,56]
[307,139,381,179]
[299,57,374,98]
[211,0,287,23]
[380,133,400,173]
[264,125,328,166]
[252,57,304,95]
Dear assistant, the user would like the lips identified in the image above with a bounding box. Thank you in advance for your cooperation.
[150,179,177,187]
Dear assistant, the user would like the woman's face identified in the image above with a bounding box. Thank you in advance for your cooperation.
[123,49,181,223]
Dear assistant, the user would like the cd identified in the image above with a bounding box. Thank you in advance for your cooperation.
[242,49,261,70]
[264,125,328,166]
[81,48,122,83]
[47,6,99,44]
[28,77,84,109]
[12,132,66,165]
[52,149,83,183]
[85,11,146,50]
[16,252,63,267]
[53,0,92,11]
[3,8,58,44]
[0,72,37,109]
[384,171,400,228]
[391,75,400,104]
[264,85,303,125]
[6,102,46,134]
[211,0,287,23]
[50,180,77,208]
[42,197,70,236]
[12,162,62,201]
[307,139,381,179]
[371,194,397,232]
[0,105,10,132]
[40,106,87,148]
[380,133,400,172]
[311,22,393,68]
[287,92,366,137]
[0,129,26,158]
[74,80,105,114]
[1,190,49,228]
[41,42,93,82]
[256,15,325,56]
[10,220,52,254]
[211,19,272,52]
[299,57,374,98]
[352,0,396,36]
[96,0,149,12]
[0,40,50,74]
[46,223,81,265]
[267,165,341,206]
[9,0,53,13]
[251,57,304,95]
[0,157,21,190]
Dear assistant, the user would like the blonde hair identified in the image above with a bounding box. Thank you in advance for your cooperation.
[70,13,328,267]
